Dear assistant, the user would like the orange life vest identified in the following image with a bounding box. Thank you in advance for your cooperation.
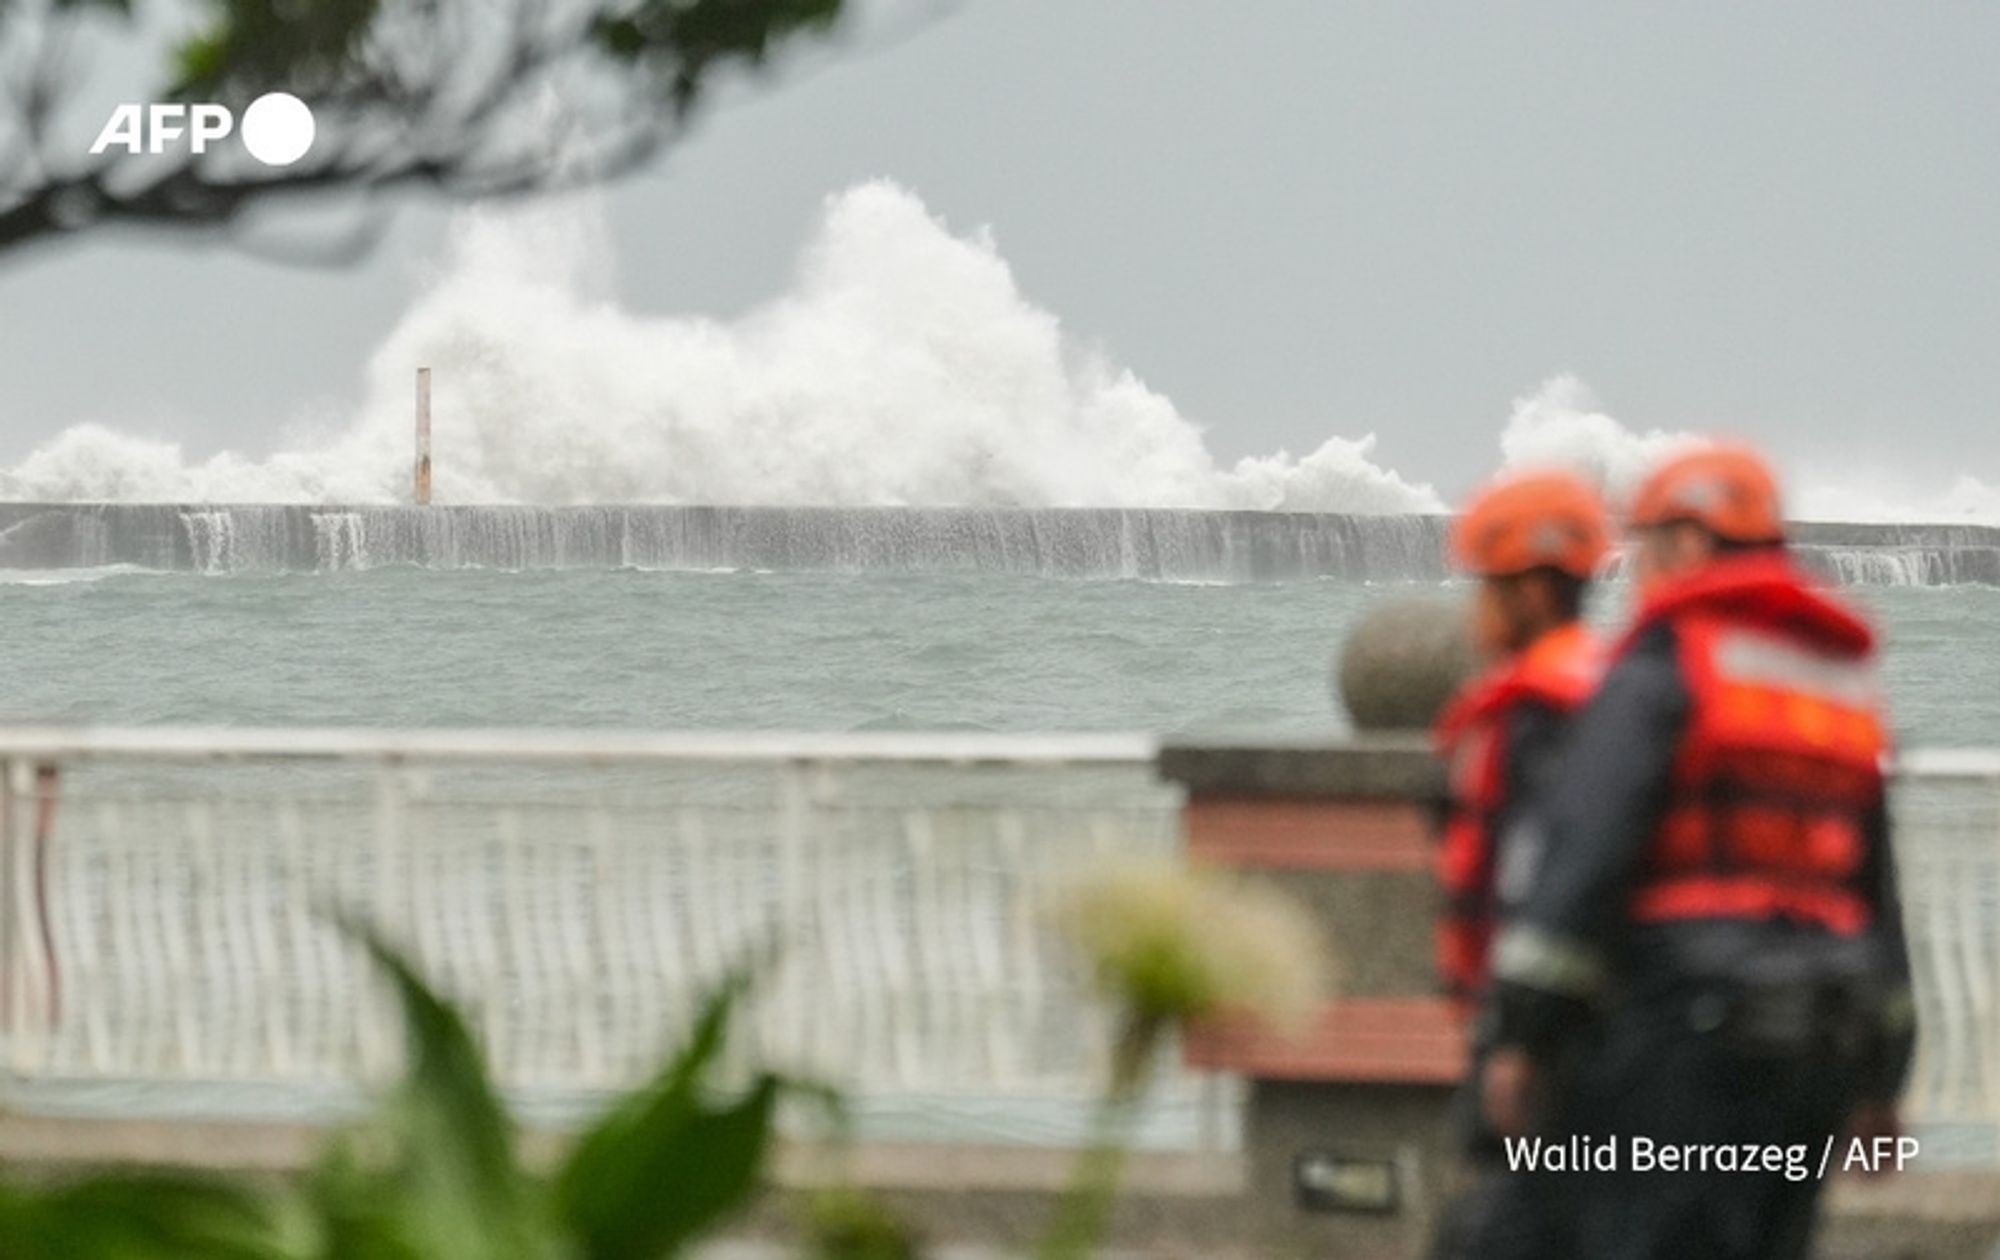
[1624,553,1889,935]
[1433,621,1604,1004]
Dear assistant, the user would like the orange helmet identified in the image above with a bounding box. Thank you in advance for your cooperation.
[1450,469,1611,579]
[1628,442,1785,544]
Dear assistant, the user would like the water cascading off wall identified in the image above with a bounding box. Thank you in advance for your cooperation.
[1,502,1997,586]
[7,183,1998,586]
[0,504,1450,582]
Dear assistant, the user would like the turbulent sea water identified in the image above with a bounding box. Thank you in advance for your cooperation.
[9,184,1999,1165]
[5,547,1996,1161]
[3,562,1994,745]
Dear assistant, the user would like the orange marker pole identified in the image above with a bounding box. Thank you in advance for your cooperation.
[414,367,433,506]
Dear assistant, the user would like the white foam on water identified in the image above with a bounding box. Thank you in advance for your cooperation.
[1487,375,2000,525]
[0,182,1438,514]
[1494,374,1698,500]
[1791,473,2000,525]
[3,179,1991,524]
[0,565,156,586]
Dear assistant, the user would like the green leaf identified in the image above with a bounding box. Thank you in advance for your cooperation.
[588,0,847,111]
[0,1172,283,1259]
[805,1189,922,1260]
[594,15,648,60]
[314,914,550,1260]
[173,32,231,98]
[346,916,520,1198]
[166,0,383,99]
[554,972,783,1260]
[565,1075,781,1260]
[298,1133,453,1260]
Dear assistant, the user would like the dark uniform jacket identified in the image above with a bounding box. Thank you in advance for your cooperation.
[1487,554,1915,1104]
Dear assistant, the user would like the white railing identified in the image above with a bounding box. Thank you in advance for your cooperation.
[0,729,1193,1143]
[1892,751,2000,1158]
[0,730,1992,1160]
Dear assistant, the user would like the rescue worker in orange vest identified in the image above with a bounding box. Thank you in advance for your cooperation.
[1426,469,1609,1259]
[1434,469,1611,1008]
[1482,443,1915,1260]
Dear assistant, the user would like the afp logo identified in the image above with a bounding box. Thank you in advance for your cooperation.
[90,91,315,167]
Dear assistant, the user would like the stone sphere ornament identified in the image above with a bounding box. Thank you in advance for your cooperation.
[1335,595,1477,732]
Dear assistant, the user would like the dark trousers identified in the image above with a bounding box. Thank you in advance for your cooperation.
[1429,1158,1568,1260]
[1427,1043,1573,1260]
[1557,1002,1858,1260]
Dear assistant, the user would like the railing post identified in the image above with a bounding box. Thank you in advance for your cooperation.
[0,757,16,1061]
[774,758,812,1063]
[0,758,55,1077]
[358,759,407,1076]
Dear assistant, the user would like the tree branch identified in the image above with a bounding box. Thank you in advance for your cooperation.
[0,0,962,266]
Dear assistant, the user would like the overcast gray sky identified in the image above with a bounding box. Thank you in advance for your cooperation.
[2,0,1995,505]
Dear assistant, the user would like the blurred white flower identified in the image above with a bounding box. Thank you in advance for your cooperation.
[1057,859,1332,1039]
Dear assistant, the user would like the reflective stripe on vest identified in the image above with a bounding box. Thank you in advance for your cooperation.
[1491,922,1605,998]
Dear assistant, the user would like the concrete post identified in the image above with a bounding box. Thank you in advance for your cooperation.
[1164,739,1460,1258]
[1160,595,1473,1256]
